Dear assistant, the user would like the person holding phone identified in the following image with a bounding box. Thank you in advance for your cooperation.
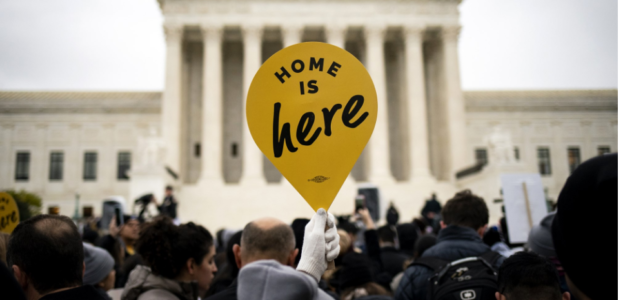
[96,214,140,288]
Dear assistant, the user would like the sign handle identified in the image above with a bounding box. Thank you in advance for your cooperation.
[522,182,534,228]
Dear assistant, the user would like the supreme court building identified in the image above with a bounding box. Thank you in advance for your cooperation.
[0,0,617,229]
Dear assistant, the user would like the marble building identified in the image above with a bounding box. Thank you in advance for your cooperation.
[0,0,617,229]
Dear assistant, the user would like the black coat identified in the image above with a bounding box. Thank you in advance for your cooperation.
[394,225,505,300]
[40,285,109,300]
[379,247,410,278]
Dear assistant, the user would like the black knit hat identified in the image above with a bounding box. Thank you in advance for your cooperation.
[551,153,617,300]
[339,253,374,289]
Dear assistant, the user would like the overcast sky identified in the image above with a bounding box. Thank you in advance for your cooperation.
[0,0,617,91]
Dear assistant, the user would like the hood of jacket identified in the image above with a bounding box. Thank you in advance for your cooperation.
[121,265,197,300]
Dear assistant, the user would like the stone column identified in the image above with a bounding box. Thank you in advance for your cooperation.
[442,26,468,179]
[365,24,393,183]
[404,25,431,179]
[326,24,347,48]
[200,24,223,182]
[162,23,184,176]
[282,25,303,47]
[241,24,265,184]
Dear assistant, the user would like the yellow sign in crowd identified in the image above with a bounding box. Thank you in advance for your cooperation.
[247,42,378,212]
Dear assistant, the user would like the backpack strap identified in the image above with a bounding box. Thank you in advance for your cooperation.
[480,251,502,267]
[409,257,449,273]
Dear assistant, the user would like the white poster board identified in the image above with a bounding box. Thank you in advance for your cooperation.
[500,173,548,244]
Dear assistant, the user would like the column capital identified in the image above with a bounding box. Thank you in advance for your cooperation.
[200,23,223,40]
[441,25,461,40]
[163,22,184,43]
[364,23,387,39]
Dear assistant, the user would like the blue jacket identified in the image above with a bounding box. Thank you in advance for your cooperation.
[394,225,505,300]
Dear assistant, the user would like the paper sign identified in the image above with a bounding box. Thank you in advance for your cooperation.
[247,42,377,211]
[500,173,548,244]
[0,192,20,233]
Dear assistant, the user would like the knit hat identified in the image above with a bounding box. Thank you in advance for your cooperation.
[396,223,418,254]
[83,242,115,285]
[527,212,556,258]
[339,253,373,290]
[551,153,617,300]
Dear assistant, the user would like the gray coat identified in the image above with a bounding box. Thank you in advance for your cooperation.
[121,265,197,300]
[394,225,505,300]
[237,260,334,300]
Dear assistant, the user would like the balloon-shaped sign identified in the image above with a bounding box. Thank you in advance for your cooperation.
[247,42,377,211]
[0,192,20,233]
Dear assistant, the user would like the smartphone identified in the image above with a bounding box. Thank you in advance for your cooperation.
[115,207,124,227]
[355,195,365,211]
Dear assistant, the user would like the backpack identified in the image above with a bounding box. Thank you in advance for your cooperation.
[409,251,501,300]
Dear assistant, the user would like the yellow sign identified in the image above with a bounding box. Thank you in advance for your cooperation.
[0,192,20,233]
[247,42,377,211]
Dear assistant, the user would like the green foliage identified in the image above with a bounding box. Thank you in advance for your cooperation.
[3,190,42,221]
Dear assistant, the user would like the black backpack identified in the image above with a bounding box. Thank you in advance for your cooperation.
[409,251,501,300]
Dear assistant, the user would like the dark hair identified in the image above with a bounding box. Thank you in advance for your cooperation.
[498,252,562,300]
[165,185,173,191]
[377,225,395,244]
[339,282,391,300]
[7,214,83,294]
[337,221,358,236]
[414,234,437,258]
[136,217,213,279]
[241,221,295,261]
[441,190,489,230]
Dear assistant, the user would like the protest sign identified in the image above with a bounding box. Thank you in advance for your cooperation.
[500,173,548,244]
[0,192,20,233]
[247,42,377,212]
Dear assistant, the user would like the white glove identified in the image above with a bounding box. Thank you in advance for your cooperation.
[297,208,340,282]
[325,212,340,262]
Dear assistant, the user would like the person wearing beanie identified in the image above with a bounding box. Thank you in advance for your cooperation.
[83,243,115,299]
[551,153,617,300]
[338,253,392,300]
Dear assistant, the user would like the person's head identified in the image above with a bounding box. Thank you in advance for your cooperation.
[226,230,242,274]
[234,218,298,268]
[119,215,140,243]
[440,190,489,237]
[377,225,395,246]
[527,212,556,258]
[165,185,173,196]
[338,253,390,299]
[413,234,436,258]
[136,217,216,294]
[338,221,359,246]
[83,243,115,291]
[551,154,617,300]
[7,214,84,299]
[496,252,570,300]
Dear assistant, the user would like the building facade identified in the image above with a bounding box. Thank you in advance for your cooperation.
[0,0,617,229]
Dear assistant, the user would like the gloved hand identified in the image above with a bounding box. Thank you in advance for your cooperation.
[296,208,341,282]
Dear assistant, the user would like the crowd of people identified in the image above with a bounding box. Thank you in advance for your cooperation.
[0,153,616,300]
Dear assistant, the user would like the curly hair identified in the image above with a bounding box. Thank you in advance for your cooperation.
[135,217,214,279]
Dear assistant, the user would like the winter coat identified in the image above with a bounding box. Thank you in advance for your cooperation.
[237,259,334,300]
[394,225,505,300]
[121,265,198,300]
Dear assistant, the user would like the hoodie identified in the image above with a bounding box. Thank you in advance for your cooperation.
[121,265,198,300]
[237,260,334,300]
